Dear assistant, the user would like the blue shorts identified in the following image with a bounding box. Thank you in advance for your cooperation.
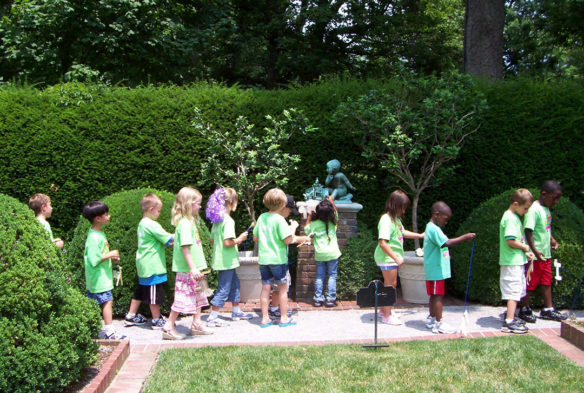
[86,290,113,305]
[259,264,288,285]
[378,265,398,271]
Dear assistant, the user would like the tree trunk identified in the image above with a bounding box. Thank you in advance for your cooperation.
[412,193,420,250]
[463,0,505,80]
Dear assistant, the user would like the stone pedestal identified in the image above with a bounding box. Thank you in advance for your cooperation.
[236,251,261,302]
[398,251,430,304]
[295,202,363,303]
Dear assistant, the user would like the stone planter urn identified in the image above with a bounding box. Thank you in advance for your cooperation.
[236,251,261,302]
[398,251,429,304]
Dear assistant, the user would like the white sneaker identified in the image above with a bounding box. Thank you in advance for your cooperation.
[381,314,402,325]
[432,321,456,334]
[425,316,436,329]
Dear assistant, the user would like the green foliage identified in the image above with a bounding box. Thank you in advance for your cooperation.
[65,188,213,317]
[194,107,316,224]
[333,72,488,238]
[0,194,100,393]
[450,188,584,307]
[337,224,382,300]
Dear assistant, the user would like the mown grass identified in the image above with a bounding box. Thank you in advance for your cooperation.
[143,336,583,392]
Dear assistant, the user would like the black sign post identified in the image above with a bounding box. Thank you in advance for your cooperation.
[356,280,396,349]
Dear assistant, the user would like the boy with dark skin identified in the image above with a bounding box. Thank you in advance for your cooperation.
[519,181,567,322]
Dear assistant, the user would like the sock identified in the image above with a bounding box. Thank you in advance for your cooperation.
[126,313,135,319]
[543,307,554,311]
[505,319,514,324]
[233,306,241,314]
[209,310,219,320]
[270,306,279,312]
[104,324,115,334]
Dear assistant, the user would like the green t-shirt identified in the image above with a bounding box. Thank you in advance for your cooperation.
[84,229,113,293]
[136,217,173,278]
[374,214,404,266]
[304,219,341,262]
[423,221,451,280]
[499,209,527,266]
[211,215,240,270]
[523,200,552,259]
[253,212,290,265]
[37,217,54,241]
[172,217,207,272]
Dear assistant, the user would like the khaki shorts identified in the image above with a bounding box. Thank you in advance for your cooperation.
[500,265,526,301]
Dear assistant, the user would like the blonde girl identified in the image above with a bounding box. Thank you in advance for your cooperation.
[162,187,211,339]
[205,187,251,326]
[374,190,424,325]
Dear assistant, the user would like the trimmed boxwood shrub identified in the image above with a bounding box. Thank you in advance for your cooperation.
[337,224,383,300]
[450,188,584,308]
[0,194,100,393]
[66,188,213,317]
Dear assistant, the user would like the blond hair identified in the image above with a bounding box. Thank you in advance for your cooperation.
[171,187,202,226]
[140,193,162,212]
[28,193,51,215]
[223,187,239,213]
[512,188,533,205]
[263,188,287,211]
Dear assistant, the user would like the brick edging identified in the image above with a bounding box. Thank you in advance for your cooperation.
[83,339,130,393]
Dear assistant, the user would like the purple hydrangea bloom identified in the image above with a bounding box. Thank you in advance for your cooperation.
[206,188,226,223]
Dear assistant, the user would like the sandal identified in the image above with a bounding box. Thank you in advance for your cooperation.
[162,328,184,340]
[190,323,213,336]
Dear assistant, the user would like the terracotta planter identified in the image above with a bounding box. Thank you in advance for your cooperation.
[398,251,430,304]
[560,319,584,350]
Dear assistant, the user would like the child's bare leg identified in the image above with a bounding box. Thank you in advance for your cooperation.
[271,291,279,308]
[127,299,142,315]
[381,269,397,317]
[102,300,113,325]
[166,310,179,329]
[260,284,272,324]
[521,293,531,309]
[149,304,161,320]
[192,309,202,325]
[278,283,289,324]
[541,285,553,308]
[433,295,444,322]
[506,300,517,321]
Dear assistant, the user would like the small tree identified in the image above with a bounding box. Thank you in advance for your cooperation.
[334,73,487,248]
[193,108,315,225]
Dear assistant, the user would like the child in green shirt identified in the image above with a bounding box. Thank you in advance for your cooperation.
[28,193,64,249]
[423,201,475,334]
[163,187,211,340]
[124,193,174,329]
[304,198,341,308]
[83,200,124,340]
[499,188,534,334]
[253,188,311,328]
[520,180,567,322]
[205,187,251,326]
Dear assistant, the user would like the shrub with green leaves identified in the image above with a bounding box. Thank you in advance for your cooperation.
[0,194,100,393]
[66,188,213,317]
[337,224,383,299]
[450,188,584,308]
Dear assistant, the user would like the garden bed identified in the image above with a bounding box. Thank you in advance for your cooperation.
[63,340,130,393]
[561,319,584,351]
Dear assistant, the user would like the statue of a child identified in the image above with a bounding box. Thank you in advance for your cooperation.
[325,159,356,203]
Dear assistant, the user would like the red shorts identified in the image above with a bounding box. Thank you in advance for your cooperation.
[426,280,445,296]
[526,258,552,291]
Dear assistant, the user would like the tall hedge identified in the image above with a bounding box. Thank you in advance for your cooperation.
[0,194,100,393]
[65,188,213,316]
[0,77,583,240]
[450,188,584,308]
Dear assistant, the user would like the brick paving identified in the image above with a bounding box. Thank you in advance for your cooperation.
[103,301,584,393]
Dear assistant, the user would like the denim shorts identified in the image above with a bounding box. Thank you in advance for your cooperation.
[378,264,398,271]
[259,264,288,285]
[86,290,113,305]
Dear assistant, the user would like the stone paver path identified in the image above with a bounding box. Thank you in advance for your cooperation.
[105,305,584,393]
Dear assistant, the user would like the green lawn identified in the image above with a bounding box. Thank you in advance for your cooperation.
[143,336,583,393]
